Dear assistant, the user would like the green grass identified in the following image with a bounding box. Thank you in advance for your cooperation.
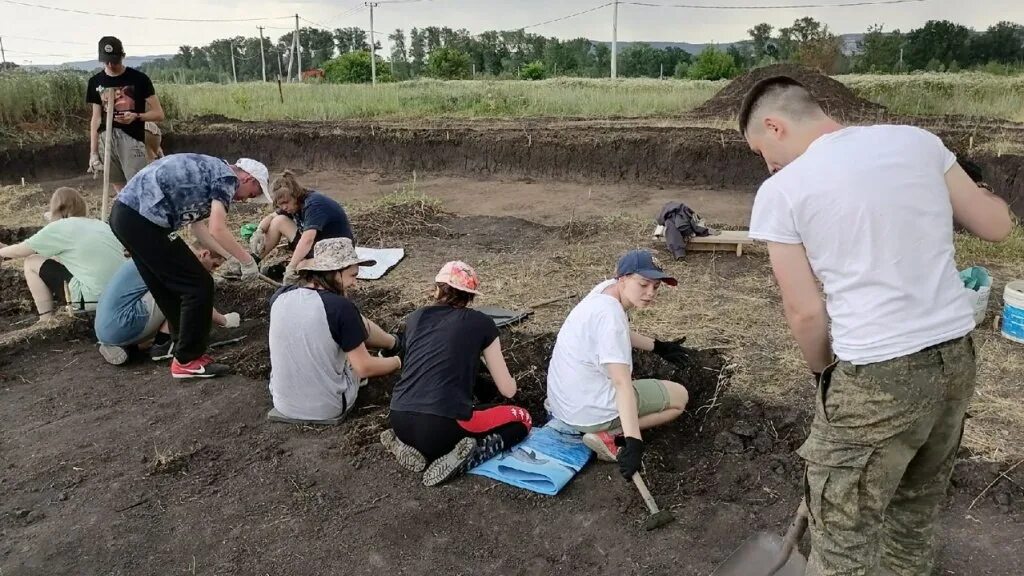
[841,73,1024,123]
[158,77,726,121]
[3,71,1024,143]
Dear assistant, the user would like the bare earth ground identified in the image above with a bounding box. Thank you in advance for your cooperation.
[1,173,1022,575]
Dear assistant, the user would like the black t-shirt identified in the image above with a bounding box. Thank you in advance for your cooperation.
[86,67,156,143]
[389,306,499,420]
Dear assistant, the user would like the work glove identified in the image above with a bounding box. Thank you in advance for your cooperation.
[283,265,300,285]
[653,337,693,366]
[380,331,405,360]
[87,153,103,176]
[614,436,645,480]
[223,312,241,329]
[248,227,266,256]
[240,257,260,281]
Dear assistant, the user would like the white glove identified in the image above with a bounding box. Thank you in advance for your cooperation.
[240,257,260,281]
[223,312,241,329]
[87,153,103,176]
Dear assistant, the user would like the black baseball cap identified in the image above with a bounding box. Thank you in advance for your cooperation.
[98,36,125,63]
[615,250,678,287]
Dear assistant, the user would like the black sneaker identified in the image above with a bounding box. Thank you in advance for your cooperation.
[150,340,174,362]
[422,437,476,487]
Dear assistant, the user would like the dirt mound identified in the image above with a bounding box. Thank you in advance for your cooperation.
[691,63,885,122]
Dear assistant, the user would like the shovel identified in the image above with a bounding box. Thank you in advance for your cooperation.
[711,500,809,576]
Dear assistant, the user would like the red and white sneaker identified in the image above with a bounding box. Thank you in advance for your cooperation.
[171,355,231,379]
[582,431,619,462]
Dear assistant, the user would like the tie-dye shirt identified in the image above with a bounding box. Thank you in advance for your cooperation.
[117,153,238,230]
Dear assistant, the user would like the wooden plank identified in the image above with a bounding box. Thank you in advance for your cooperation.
[689,230,753,245]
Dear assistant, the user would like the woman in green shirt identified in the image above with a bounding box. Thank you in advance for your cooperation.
[0,188,125,324]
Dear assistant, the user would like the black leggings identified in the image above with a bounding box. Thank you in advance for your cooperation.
[390,407,531,464]
[109,201,213,364]
[38,259,73,308]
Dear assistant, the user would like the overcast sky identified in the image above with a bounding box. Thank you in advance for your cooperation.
[2,0,1023,65]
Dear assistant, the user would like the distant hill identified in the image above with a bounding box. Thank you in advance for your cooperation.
[598,34,864,55]
[30,54,174,72]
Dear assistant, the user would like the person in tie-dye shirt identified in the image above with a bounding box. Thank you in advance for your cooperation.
[110,153,272,379]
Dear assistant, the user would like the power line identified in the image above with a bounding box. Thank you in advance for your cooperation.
[623,0,927,9]
[520,2,614,31]
[0,34,181,47]
[300,16,336,31]
[0,0,293,22]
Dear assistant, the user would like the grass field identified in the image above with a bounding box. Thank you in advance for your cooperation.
[3,71,1024,144]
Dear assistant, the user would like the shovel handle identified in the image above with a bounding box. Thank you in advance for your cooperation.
[258,273,282,288]
[765,500,809,576]
[631,473,661,514]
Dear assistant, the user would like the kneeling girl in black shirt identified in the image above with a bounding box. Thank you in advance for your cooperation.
[382,261,532,486]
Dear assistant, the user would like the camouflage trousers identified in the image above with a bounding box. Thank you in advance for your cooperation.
[799,335,976,576]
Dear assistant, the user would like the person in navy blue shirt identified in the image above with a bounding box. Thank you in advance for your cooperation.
[251,171,355,283]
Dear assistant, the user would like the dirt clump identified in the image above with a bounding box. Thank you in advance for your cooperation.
[691,63,886,122]
[0,225,41,245]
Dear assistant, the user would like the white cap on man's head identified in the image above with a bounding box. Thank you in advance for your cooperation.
[235,158,272,204]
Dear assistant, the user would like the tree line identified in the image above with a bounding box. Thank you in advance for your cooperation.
[138,18,1024,83]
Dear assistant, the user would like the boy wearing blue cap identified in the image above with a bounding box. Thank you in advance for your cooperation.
[546,249,691,481]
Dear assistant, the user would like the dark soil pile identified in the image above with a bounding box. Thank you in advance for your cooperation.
[691,63,885,122]
[0,226,41,245]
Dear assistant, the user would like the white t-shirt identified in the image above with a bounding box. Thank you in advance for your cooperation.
[546,279,633,427]
[749,125,975,365]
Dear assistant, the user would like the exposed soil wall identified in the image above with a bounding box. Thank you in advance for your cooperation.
[2,120,1023,217]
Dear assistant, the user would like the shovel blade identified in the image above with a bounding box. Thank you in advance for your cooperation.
[711,532,807,576]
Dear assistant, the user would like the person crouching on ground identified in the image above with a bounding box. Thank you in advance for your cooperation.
[381,261,533,487]
[250,170,354,284]
[94,244,243,366]
[545,249,691,481]
[0,187,124,324]
[268,238,402,423]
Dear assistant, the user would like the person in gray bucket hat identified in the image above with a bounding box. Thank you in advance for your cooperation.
[267,238,403,424]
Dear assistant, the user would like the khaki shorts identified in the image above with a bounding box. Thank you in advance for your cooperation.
[99,128,148,183]
[574,379,671,433]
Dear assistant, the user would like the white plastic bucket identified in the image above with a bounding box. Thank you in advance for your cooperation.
[1002,280,1024,344]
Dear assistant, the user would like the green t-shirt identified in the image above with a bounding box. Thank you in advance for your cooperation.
[25,217,126,308]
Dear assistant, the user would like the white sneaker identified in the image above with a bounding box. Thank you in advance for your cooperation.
[99,344,129,366]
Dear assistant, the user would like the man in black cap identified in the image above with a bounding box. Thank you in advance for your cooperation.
[86,36,164,190]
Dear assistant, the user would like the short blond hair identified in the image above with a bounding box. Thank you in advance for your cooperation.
[49,187,87,219]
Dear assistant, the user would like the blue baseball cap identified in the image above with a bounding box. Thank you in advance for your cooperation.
[615,250,677,286]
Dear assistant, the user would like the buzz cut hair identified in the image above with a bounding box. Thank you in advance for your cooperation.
[738,76,824,136]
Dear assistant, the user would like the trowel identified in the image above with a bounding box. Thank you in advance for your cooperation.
[710,501,809,576]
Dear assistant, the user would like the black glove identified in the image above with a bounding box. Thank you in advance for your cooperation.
[614,435,644,480]
[653,338,692,366]
[381,331,405,360]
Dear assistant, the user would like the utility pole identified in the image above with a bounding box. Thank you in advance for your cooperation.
[0,36,6,69]
[229,40,237,83]
[366,2,379,85]
[258,26,267,82]
[898,47,904,73]
[277,48,284,79]
[295,14,302,81]
[611,0,618,79]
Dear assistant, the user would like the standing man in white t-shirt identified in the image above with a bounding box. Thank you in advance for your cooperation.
[741,76,1014,576]
[546,250,692,481]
